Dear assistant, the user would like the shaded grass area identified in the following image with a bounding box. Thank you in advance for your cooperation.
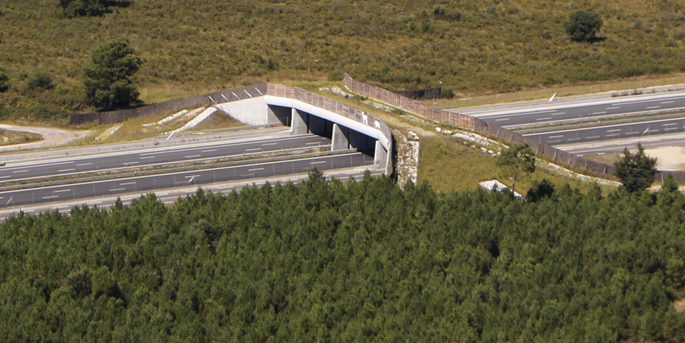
[190,111,245,132]
[0,129,43,145]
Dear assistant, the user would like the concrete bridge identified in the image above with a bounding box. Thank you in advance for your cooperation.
[214,85,391,175]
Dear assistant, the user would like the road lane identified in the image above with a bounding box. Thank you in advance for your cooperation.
[478,93,685,127]
[524,117,685,145]
[0,153,374,208]
[0,134,331,182]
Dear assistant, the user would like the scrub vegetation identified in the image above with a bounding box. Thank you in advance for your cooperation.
[1,0,685,121]
[2,171,685,341]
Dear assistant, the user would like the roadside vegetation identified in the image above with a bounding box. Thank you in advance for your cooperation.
[1,0,685,122]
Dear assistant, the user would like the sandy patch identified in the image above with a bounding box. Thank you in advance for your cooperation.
[644,146,685,171]
[0,124,92,152]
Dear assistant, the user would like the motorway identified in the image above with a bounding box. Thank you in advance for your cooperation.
[452,92,685,128]
[522,117,685,145]
[0,134,330,182]
[0,152,374,208]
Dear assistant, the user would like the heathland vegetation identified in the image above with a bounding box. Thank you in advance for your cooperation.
[1,0,685,121]
[2,171,685,341]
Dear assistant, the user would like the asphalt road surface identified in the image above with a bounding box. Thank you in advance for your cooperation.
[0,153,374,208]
[523,117,685,145]
[0,134,330,183]
[465,93,685,128]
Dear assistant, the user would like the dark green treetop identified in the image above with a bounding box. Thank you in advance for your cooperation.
[497,142,535,192]
[614,143,657,193]
[82,39,142,110]
[58,0,108,18]
[565,10,603,42]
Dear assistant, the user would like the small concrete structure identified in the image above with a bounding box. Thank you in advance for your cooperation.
[478,180,523,198]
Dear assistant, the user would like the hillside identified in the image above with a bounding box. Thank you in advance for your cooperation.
[1,172,685,341]
[1,0,685,121]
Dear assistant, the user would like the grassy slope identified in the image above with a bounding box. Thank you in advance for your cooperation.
[1,0,685,122]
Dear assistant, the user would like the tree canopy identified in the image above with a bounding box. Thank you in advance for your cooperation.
[1,172,685,341]
[497,142,536,192]
[565,10,603,42]
[614,143,657,193]
[58,0,108,18]
[82,39,142,110]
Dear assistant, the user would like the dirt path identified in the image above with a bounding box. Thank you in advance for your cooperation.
[0,124,92,152]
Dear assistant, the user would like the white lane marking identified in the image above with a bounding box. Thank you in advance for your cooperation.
[262,143,278,146]
[536,117,552,121]
[0,176,10,179]
[646,106,660,109]
[164,201,174,205]
[202,149,217,152]
[661,101,675,104]
[587,136,600,139]
[109,188,125,192]
[140,156,156,160]
[248,168,264,171]
[551,112,566,116]
[76,163,92,167]
[54,189,71,193]
[665,127,678,131]
[245,148,262,152]
[185,155,201,158]
[156,192,169,196]
[606,106,620,110]
[566,138,581,141]
[606,134,619,137]
[58,168,76,172]
[591,111,607,115]
[305,142,321,145]
[119,182,136,186]
[123,162,139,165]
[549,135,564,139]
[598,152,605,155]
[495,118,510,121]
[607,129,621,132]
[42,195,59,199]
[311,161,327,165]
[663,123,678,126]
[13,170,28,174]
[523,118,685,136]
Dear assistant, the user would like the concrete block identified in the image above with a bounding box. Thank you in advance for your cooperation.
[332,124,349,151]
[215,97,267,125]
[291,109,307,135]
[374,140,388,167]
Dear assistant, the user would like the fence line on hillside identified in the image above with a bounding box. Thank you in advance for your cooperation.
[344,73,685,183]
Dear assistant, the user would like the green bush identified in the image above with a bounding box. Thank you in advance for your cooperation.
[58,0,108,18]
[0,68,9,93]
[565,10,603,42]
[27,72,55,91]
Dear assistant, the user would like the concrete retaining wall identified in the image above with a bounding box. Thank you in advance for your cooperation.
[69,85,268,125]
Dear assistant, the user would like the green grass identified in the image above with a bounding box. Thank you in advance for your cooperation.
[2,1,685,122]
[418,135,616,195]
